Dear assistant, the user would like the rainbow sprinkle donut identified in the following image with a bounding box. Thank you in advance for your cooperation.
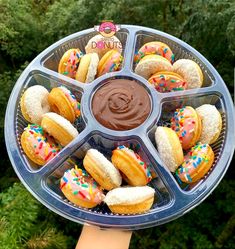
[21,124,61,166]
[60,166,104,208]
[176,143,214,183]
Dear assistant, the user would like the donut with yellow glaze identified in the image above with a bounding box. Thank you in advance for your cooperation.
[97,50,123,77]
[48,86,80,123]
[111,145,152,186]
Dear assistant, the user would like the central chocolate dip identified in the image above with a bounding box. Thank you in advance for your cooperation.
[92,79,151,130]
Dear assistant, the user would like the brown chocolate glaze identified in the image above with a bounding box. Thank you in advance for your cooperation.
[92,79,151,130]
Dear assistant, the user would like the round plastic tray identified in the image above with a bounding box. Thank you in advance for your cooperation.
[5,25,235,230]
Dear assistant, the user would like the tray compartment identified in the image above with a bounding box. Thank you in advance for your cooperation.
[45,133,172,215]
[148,93,226,191]
[15,72,85,171]
[133,31,215,88]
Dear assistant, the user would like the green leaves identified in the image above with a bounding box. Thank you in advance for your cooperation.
[0,183,70,249]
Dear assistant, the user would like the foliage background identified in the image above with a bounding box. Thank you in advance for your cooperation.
[0,0,234,248]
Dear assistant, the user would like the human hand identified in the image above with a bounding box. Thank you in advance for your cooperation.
[76,224,132,249]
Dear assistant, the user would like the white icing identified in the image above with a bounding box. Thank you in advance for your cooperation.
[155,126,178,172]
[86,149,122,186]
[23,85,50,124]
[104,186,155,205]
[173,59,202,89]
[196,104,222,144]
[86,53,99,83]
[43,112,78,138]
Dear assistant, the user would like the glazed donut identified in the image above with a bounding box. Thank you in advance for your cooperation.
[83,148,122,190]
[60,167,104,208]
[134,41,175,64]
[134,55,173,79]
[104,186,155,214]
[97,50,123,77]
[21,124,60,166]
[75,53,99,83]
[173,59,203,89]
[171,106,202,150]
[41,112,79,146]
[20,85,50,124]
[58,49,83,79]
[196,104,222,144]
[48,86,81,123]
[155,127,184,172]
[111,145,152,186]
[175,143,214,183]
[148,71,187,92]
[85,34,122,59]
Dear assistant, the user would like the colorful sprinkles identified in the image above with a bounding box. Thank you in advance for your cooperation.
[60,164,103,203]
[171,106,197,149]
[117,145,152,182]
[176,144,211,183]
[148,73,187,93]
[59,86,81,117]
[24,124,61,162]
[134,42,175,64]
[61,49,83,79]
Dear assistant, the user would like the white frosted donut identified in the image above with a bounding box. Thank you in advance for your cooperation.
[196,104,222,144]
[173,59,203,89]
[83,148,122,190]
[104,186,155,214]
[20,85,50,124]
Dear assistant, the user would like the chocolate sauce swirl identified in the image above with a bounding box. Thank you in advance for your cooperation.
[92,79,151,130]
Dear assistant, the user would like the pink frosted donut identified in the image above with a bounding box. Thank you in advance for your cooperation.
[60,167,105,208]
[148,71,187,92]
[21,124,61,166]
[176,143,214,183]
[134,41,175,64]
[171,106,202,150]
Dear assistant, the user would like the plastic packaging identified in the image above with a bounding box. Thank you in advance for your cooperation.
[5,25,235,230]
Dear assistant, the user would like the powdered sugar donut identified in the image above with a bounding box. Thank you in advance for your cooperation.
[155,126,184,172]
[83,148,122,190]
[41,112,78,146]
[173,59,203,89]
[20,85,50,124]
[104,186,155,214]
[196,104,222,144]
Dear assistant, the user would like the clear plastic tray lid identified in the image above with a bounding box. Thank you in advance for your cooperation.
[4,25,235,230]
